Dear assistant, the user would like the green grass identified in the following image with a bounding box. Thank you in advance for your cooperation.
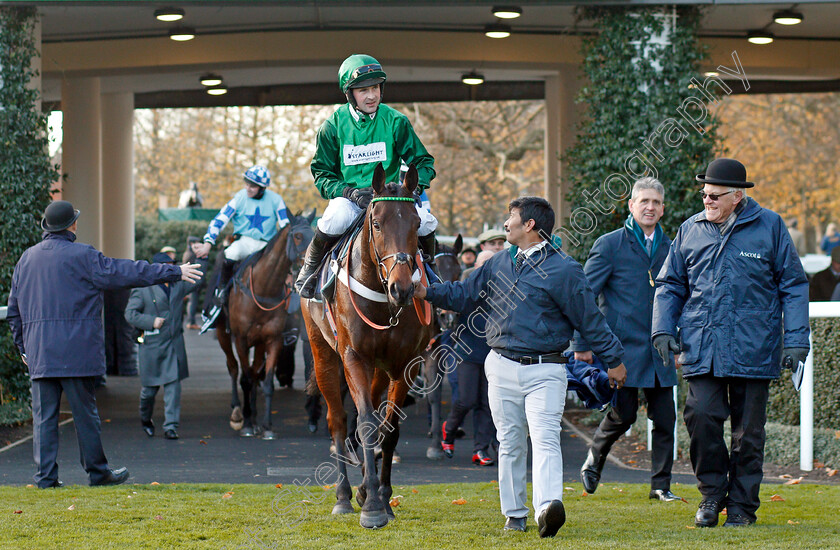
[3,481,839,549]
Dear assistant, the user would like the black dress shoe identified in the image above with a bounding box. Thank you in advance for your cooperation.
[39,480,63,488]
[649,489,681,502]
[141,419,155,437]
[538,500,566,538]
[580,449,605,494]
[503,516,527,532]
[723,513,755,527]
[695,499,722,527]
[164,429,179,440]
[91,467,130,487]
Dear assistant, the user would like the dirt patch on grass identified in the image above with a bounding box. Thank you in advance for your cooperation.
[564,408,840,485]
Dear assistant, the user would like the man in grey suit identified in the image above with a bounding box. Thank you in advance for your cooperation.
[125,252,203,440]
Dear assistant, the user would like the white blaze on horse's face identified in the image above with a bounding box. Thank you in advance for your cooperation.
[371,196,420,308]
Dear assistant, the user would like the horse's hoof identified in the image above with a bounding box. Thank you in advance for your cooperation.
[426,447,445,460]
[391,452,401,464]
[332,501,355,515]
[359,510,389,529]
[262,430,276,441]
[356,491,366,508]
[240,427,255,437]
[229,420,244,431]
[230,407,244,430]
[386,508,396,521]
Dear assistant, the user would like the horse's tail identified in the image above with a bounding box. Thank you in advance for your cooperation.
[305,366,321,397]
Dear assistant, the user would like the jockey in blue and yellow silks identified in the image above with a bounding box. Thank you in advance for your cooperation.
[196,165,289,330]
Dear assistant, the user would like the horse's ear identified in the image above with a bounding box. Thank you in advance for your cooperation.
[293,210,302,218]
[306,208,316,224]
[453,234,463,254]
[371,163,386,195]
[403,164,418,195]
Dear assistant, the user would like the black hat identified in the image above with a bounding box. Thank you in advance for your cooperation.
[152,252,176,264]
[41,200,81,232]
[696,158,754,188]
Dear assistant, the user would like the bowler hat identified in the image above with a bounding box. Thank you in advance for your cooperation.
[41,200,81,232]
[696,158,754,188]
[152,252,176,264]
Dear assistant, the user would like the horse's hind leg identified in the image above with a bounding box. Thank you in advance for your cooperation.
[260,339,283,440]
[306,321,354,515]
[235,337,256,437]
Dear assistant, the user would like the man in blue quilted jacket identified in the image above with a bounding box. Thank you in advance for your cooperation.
[652,158,810,528]
[7,201,202,488]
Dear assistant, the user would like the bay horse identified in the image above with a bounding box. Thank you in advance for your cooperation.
[217,211,314,439]
[421,235,463,460]
[302,163,433,529]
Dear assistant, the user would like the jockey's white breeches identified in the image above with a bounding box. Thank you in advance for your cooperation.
[223,235,268,262]
[316,196,438,237]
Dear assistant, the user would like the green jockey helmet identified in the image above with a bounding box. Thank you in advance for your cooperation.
[338,54,387,93]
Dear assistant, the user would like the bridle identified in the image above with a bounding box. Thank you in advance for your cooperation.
[367,197,419,290]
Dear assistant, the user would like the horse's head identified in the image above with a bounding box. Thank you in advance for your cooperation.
[368,163,420,308]
[286,209,316,269]
[436,234,462,284]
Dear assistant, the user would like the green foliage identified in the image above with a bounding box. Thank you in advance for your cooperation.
[134,216,224,264]
[767,317,840,429]
[0,7,59,416]
[564,6,720,260]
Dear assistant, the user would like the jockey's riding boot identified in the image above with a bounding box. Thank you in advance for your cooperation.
[418,231,439,273]
[215,258,237,304]
[295,229,340,299]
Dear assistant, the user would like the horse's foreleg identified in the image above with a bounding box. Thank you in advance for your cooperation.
[260,340,283,440]
[343,350,387,529]
[234,337,256,437]
[379,367,414,520]
[218,314,244,430]
[425,354,446,460]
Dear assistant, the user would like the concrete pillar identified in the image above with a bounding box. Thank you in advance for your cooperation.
[545,65,583,230]
[101,92,135,259]
[61,77,102,249]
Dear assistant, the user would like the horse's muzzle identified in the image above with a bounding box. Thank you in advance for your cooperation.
[388,277,415,307]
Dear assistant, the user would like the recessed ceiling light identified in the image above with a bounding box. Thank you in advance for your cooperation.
[207,85,228,96]
[154,8,184,22]
[169,27,196,41]
[461,72,485,86]
[485,23,511,39]
[492,6,522,20]
[199,74,223,87]
[704,71,719,77]
[773,10,803,26]
[747,31,774,45]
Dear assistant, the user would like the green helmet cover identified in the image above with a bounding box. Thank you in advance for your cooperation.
[338,54,387,93]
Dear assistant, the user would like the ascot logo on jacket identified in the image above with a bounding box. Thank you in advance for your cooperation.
[739,251,762,259]
[344,142,387,165]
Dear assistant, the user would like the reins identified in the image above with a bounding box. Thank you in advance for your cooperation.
[247,264,290,312]
[344,196,431,330]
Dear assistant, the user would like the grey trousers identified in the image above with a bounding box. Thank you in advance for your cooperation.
[31,377,111,487]
[139,380,182,431]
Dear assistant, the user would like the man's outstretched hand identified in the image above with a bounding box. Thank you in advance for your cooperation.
[180,263,203,283]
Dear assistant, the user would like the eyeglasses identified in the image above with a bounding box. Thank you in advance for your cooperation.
[699,190,735,201]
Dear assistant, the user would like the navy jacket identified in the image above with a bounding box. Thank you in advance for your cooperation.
[7,231,182,379]
[424,242,624,368]
[573,220,677,388]
[652,199,810,379]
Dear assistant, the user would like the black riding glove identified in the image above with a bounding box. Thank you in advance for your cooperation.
[342,186,373,210]
[413,190,423,207]
[652,334,680,367]
[782,347,809,370]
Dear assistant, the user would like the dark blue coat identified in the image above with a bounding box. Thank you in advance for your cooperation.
[7,231,183,379]
[425,242,624,369]
[652,199,810,379]
[573,222,677,388]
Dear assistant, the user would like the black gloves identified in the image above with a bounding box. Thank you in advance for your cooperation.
[782,347,809,370]
[342,186,374,210]
[652,334,680,367]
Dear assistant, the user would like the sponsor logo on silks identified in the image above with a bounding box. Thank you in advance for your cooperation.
[343,142,387,166]
[740,251,761,259]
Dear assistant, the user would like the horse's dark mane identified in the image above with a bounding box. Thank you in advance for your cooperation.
[379,181,412,198]
[437,241,457,255]
[236,217,293,274]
